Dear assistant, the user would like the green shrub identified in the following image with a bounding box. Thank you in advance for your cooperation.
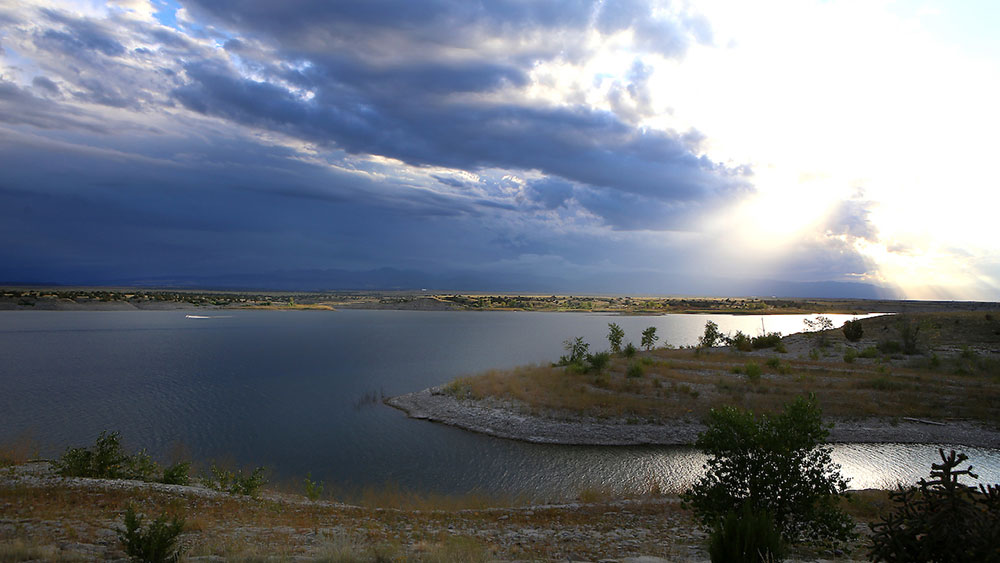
[765,357,781,369]
[118,505,184,563]
[641,326,659,351]
[842,319,864,342]
[859,346,879,359]
[869,449,1000,562]
[682,395,854,546]
[878,340,902,354]
[709,504,786,563]
[808,349,820,361]
[304,473,324,501]
[700,320,724,348]
[774,341,787,354]
[607,323,625,354]
[586,351,611,373]
[160,462,190,486]
[751,332,783,350]
[55,431,159,481]
[729,331,753,352]
[623,342,637,358]
[559,336,589,366]
[743,362,762,382]
[208,465,267,498]
[626,362,645,378]
[843,348,857,363]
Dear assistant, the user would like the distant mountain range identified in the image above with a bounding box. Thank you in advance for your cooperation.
[1,267,900,299]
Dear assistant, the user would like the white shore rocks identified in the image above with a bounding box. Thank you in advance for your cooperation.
[387,387,1000,448]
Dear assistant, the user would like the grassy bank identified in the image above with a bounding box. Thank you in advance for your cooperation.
[442,312,1000,425]
[2,459,896,561]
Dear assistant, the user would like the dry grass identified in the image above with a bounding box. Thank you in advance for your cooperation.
[445,314,1000,425]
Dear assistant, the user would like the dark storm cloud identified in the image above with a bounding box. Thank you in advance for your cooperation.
[31,75,59,94]
[173,59,745,208]
[36,8,126,57]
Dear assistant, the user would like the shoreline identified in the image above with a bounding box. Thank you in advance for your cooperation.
[386,387,1000,448]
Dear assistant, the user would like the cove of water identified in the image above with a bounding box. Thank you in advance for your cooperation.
[1,309,996,500]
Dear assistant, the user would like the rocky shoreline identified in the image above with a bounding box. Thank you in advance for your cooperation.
[386,387,1000,448]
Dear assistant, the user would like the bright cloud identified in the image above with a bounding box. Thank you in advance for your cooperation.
[0,0,996,298]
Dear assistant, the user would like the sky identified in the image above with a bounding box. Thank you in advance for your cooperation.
[1,0,998,299]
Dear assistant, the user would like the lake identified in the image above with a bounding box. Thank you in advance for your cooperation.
[1,309,997,500]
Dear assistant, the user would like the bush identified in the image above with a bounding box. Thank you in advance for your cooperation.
[682,395,854,546]
[641,326,659,351]
[700,321,724,348]
[623,342,637,358]
[586,351,611,373]
[869,449,1000,562]
[304,473,324,501]
[843,348,857,363]
[208,465,267,498]
[842,319,864,342]
[877,340,902,354]
[743,362,762,382]
[859,346,879,359]
[765,357,781,369]
[56,431,159,481]
[160,462,190,486]
[118,505,184,563]
[752,332,783,350]
[626,362,644,378]
[559,337,589,366]
[709,504,786,563]
[607,323,625,354]
[729,331,753,352]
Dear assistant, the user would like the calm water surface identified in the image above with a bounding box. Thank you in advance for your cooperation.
[1,310,996,499]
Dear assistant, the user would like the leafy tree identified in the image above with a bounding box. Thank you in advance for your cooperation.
[869,449,1000,562]
[682,395,854,546]
[842,319,864,342]
[607,322,625,354]
[641,326,659,351]
[699,320,725,348]
[560,337,589,365]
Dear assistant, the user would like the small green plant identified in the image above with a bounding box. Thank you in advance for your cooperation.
[751,332,783,350]
[765,357,781,369]
[304,472,324,501]
[586,351,611,373]
[641,326,659,351]
[729,331,753,352]
[743,362,762,382]
[708,504,786,563]
[118,504,184,563]
[626,362,644,378]
[208,465,267,498]
[623,342,637,358]
[843,348,857,363]
[878,340,902,354]
[559,336,589,366]
[842,319,864,342]
[607,323,625,354]
[160,461,190,486]
[55,431,159,481]
[808,348,820,361]
[859,346,879,359]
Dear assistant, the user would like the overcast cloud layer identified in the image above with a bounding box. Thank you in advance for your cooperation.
[0,0,947,297]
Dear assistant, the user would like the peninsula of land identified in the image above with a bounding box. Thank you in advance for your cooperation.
[388,312,1000,448]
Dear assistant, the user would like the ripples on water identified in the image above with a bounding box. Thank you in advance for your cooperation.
[1,310,997,500]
